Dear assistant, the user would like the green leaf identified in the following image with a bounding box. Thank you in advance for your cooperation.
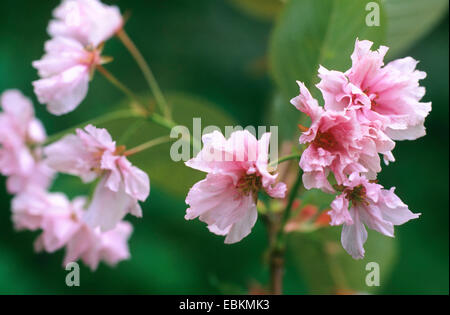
[227,0,286,20]
[288,227,397,294]
[384,0,449,58]
[102,92,236,198]
[287,189,397,294]
[269,0,386,100]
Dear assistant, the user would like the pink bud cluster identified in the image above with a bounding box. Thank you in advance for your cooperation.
[291,39,428,258]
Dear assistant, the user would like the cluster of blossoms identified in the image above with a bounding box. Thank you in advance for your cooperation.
[1,0,432,277]
[0,0,149,270]
[291,39,430,258]
[183,39,429,260]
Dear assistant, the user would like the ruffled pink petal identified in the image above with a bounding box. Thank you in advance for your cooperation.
[83,177,142,232]
[329,194,353,226]
[33,64,90,115]
[48,0,123,47]
[341,207,367,259]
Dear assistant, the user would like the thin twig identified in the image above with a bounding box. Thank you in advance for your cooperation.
[116,29,172,119]
[124,135,172,156]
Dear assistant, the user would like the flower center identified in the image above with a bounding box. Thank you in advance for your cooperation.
[314,131,338,150]
[237,173,262,200]
[80,45,101,68]
[344,184,369,206]
[364,89,379,109]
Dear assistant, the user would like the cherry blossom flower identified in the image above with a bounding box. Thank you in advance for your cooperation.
[33,195,86,253]
[18,189,133,270]
[291,81,394,192]
[0,90,54,193]
[44,124,149,231]
[328,173,420,259]
[62,221,132,271]
[0,90,46,173]
[11,188,72,231]
[6,160,54,195]
[48,0,123,47]
[185,130,286,244]
[32,37,102,115]
[317,39,431,141]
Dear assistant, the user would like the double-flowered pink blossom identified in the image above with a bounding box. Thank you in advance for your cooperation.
[291,82,394,193]
[289,38,429,259]
[62,220,132,271]
[44,124,149,231]
[12,188,132,270]
[0,90,54,193]
[185,130,286,244]
[32,37,101,115]
[317,39,431,140]
[328,173,420,259]
[33,0,123,115]
[48,0,123,47]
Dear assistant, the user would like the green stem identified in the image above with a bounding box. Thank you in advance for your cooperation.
[44,109,140,145]
[124,135,173,156]
[117,29,172,119]
[268,152,302,167]
[97,64,178,132]
[149,112,177,130]
[268,170,303,295]
[96,65,148,116]
[277,172,303,247]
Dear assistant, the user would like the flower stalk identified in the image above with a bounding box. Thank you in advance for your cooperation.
[116,29,172,120]
[124,135,173,156]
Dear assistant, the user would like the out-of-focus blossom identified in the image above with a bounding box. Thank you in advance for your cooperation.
[19,189,133,270]
[6,161,54,195]
[11,188,72,231]
[328,173,420,259]
[33,195,86,253]
[44,124,149,231]
[317,39,431,141]
[185,130,286,244]
[291,82,394,192]
[0,90,53,193]
[0,90,46,174]
[63,221,132,271]
[48,0,123,47]
[32,37,102,115]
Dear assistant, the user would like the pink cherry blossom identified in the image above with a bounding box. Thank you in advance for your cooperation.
[32,37,102,115]
[328,173,420,259]
[63,221,132,271]
[11,188,73,231]
[22,189,133,270]
[0,90,54,193]
[48,0,123,47]
[33,195,86,253]
[185,130,286,244]
[0,90,46,175]
[317,39,431,141]
[6,160,55,194]
[44,124,149,231]
[291,81,394,192]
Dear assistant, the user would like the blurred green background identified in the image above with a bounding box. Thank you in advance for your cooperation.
[0,0,448,294]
